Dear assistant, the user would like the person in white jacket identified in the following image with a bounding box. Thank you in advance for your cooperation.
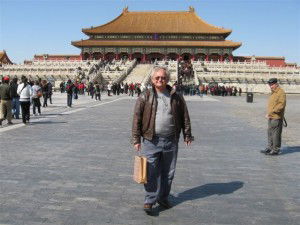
[17,77,33,124]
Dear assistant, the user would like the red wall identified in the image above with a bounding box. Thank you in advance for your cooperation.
[34,55,81,61]
[233,56,286,67]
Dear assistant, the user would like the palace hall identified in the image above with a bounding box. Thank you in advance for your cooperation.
[72,7,242,62]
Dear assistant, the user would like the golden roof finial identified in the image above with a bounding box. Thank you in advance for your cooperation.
[189,6,195,12]
[123,6,128,13]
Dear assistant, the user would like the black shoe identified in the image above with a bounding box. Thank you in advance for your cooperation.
[143,203,153,213]
[157,200,172,209]
[267,150,280,156]
[260,148,271,154]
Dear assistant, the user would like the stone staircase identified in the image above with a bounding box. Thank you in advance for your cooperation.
[123,64,153,84]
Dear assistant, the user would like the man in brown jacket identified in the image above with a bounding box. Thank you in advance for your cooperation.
[132,66,193,213]
[261,78,286,155]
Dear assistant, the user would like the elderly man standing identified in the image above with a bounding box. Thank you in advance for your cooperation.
[261,78,286,155]
[132,66,193,213]
[0,76,13,127]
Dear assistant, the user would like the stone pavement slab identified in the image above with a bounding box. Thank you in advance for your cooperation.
[0,93,299,225]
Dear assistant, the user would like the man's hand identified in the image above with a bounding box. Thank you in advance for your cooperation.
[134,143,141,152]
[265,114,269,119]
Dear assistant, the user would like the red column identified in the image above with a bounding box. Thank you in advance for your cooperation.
[229,55,233,62]
[205,54,209,61]
[191,54,195,61]
[142,54,146,63]
[220,54,223,62]
[115,53,119,60]
[129,54,132,60]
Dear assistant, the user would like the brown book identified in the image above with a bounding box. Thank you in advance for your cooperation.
[133,155,147,184]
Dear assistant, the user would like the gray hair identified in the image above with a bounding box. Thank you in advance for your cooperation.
[151,66,170,82]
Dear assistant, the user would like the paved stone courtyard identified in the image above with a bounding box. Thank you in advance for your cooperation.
[0,92,299,225]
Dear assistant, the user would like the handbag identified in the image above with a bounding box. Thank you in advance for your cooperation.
[37,90,43,98]
[133,155,147,184]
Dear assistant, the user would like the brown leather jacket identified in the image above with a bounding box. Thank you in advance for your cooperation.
[132,85,193,145]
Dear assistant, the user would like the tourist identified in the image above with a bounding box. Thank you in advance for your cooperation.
[89,82,95,99]
[0,76,13,126]
[107,82,112,96]
[10,77,20,119]
[129,83,134,97]
[47,81,53,104]
[66,80,74,107]
[124,83,128,94]
[261,78,286,155]
[95,82,101,101]
[239,87,242,96]
[60,81,65,93]
[132,66,193,213]
[41,80,48,107]
[17,76,33,124]
[73,81,79,99]
[120,82,124,94]
[31,80,42,116]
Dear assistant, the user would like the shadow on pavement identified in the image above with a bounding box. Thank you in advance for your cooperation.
[147,181,244,217]
[173,181,244,205]
[280,146,300,155]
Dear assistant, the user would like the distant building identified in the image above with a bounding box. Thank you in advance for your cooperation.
[72,7,241,62]
[0,50,13,65]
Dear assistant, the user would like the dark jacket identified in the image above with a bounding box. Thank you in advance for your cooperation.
[10,82,19,98]
[132,85,193,145]
[0,83,12,100]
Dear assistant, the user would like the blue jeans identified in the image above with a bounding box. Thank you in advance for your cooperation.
[67,94,72,107]
[12,97,20,119]
[142,135,178,204]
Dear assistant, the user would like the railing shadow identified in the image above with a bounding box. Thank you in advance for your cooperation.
[30,121,67,125]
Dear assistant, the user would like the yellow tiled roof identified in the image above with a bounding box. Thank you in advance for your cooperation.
[83,8,231,35]
[0,51,13,64]
[72,40,241,49]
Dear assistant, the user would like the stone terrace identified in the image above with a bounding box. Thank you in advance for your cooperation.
[0,93,299,225]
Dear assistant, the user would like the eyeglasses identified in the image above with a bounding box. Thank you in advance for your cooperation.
[154,76,167,81]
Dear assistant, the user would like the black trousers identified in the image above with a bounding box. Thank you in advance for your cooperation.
[20,101,30,123]
[268,119,283,152]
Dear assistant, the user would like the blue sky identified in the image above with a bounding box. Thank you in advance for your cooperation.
[0,0,299,64]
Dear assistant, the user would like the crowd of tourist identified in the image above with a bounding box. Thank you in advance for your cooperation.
[0,76,53,126]
[0,72,243,127]
[174,83,242,96]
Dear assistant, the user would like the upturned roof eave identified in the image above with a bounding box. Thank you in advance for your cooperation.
[82,30,232,35]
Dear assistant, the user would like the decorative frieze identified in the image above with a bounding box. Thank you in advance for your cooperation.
[132,48,143,53]
[195,48,207,54]
[180,48,193,54]
[119,48,130,53]
[105,47,115,53]
[91,34,224,41]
